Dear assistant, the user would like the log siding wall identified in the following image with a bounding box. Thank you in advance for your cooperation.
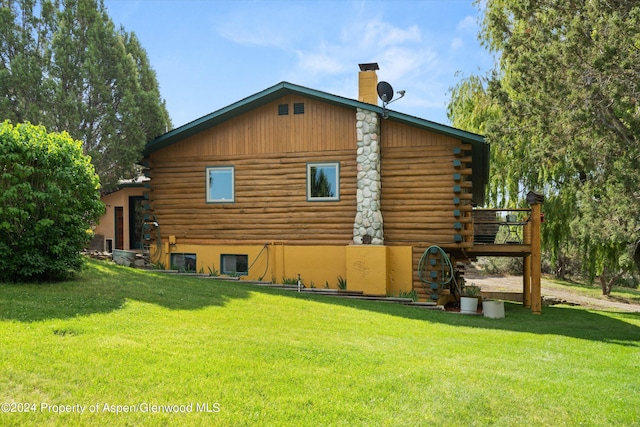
[380,120,473,246]
[147,95,357,246]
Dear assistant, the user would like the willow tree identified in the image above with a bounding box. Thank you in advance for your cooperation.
[449,1,640,293]
[0,0,171,189]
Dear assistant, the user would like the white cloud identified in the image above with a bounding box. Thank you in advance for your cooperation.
[295,49,347,76]
[215,21,290,49]
[457,15,477,32]
[354,20,422,49]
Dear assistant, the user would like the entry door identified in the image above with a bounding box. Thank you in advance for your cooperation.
[115,207,124,250]
[128,196,145,250]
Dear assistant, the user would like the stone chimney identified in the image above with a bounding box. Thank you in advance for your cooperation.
[358,63,379,105]
[354,63,383,245]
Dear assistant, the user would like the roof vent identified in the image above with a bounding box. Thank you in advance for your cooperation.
[278,104,289,115]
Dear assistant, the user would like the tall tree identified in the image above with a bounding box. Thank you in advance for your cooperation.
[449,1,640,293]
[0,0,57,126]
[0,0,171,188]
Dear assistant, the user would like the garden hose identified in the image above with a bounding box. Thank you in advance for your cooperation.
[417,245,461,301]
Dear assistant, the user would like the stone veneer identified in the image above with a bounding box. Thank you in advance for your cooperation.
[353,108,384,245]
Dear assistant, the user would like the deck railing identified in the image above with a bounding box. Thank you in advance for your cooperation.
[472,208,532,245]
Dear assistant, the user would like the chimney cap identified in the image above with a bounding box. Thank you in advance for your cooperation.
[358,62,379,71]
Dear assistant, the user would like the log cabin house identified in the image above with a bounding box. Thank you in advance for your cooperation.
[140,63,544,313]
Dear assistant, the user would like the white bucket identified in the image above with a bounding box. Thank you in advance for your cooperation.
[483,300,505,319]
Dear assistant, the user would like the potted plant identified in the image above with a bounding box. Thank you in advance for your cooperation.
[460,283,481,314]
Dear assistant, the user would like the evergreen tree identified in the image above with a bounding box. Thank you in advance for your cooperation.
[0,0,171,188]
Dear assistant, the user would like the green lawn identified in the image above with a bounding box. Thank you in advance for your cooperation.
[1,260,639,426]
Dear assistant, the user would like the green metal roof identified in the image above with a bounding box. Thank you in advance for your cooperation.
[142,81,489,204]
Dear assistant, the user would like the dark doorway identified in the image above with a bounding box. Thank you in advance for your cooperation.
[115,207,124,250]
[129,196,145,250]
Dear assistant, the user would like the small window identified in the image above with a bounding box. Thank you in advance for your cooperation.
[293,102,304,114]
[221,254,248,276]
[171,253,197,272]
[307,162,339,201]
[206,166,234,203]
[278,104,289,115]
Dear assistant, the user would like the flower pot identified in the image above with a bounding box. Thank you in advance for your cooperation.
[483,300,505,319]
[460,296,479,314]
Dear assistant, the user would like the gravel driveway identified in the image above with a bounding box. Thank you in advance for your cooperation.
[466,270,640,312]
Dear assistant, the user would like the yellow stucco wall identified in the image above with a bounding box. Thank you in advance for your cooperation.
[345,245,388,295]
[152,241,414,294]
[342,246,412,295]
[280,246,347,288]
[155,243,347,287]
[387,246,414,295]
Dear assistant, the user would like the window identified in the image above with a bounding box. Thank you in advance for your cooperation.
[307,162,339,201]
[221,254,248,275]
[171,253,197,272]
[206,166,234,203]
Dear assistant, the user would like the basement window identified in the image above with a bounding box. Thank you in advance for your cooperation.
[307,162,339,201]
[171,253,197,272]
[221,254,248,276]
[206,166,234,203]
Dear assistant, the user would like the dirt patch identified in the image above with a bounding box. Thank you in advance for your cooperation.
[466,269,640,312]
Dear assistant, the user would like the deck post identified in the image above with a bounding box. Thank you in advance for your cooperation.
[523,255,531,308]
[526,191,544,314]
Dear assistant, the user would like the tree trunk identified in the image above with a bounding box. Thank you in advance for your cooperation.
[599,271,625,296]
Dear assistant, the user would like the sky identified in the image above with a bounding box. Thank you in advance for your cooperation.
[103,0,493,129]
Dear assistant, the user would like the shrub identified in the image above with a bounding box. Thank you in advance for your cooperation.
[0,122,105,282]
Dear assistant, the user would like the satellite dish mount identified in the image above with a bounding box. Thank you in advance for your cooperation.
[377,81,405,119]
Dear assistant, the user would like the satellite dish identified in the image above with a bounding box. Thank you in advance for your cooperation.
[377,81,394,103]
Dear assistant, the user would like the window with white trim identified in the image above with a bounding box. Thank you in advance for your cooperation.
[307,162,339,201]
[206,166,234,203]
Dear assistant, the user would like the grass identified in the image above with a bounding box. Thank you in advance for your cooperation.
[1,260,639,426]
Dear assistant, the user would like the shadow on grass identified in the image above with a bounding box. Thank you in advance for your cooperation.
[3,261,638,347]
[239,284,640,347]
[0,259,252,322]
